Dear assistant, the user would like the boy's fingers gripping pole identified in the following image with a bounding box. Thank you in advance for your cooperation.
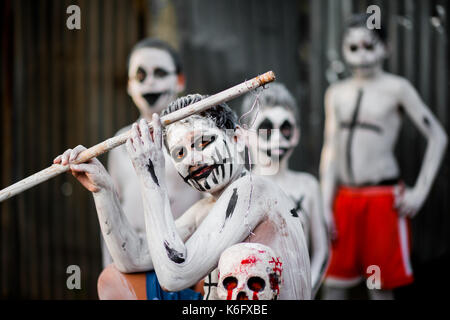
[0,71,276,203]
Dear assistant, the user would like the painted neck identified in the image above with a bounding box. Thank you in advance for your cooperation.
[352,64,383,80]
[253,155,290,178]
[211,163,245,199]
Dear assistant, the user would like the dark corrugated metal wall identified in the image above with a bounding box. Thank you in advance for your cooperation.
[1,0,146,299]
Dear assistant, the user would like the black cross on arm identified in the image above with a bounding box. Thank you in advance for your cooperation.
[340,89,382,184]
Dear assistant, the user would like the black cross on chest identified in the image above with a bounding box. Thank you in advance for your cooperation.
[340,89,382,184]
[204,273,218,300]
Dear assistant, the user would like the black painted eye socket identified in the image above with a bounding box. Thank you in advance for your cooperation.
[194,135,217,151]
[136,66,147,83]
[154,67,169,78]
[257,118,274,140]
[364,42,374,51]
[280,120,293,140]
[349,44,359,52]
[248,277,265,292]
[223,277,238,291]
[171,146,187,162]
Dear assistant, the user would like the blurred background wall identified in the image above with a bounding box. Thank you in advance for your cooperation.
[0,0,448,299]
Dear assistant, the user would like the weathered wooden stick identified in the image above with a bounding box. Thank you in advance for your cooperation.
[0,71,275,203]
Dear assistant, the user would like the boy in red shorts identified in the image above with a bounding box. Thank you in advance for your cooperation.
[319,14,447,299]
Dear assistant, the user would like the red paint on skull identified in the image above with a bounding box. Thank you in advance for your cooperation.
[241,255,257,265]
[227,288,233,300]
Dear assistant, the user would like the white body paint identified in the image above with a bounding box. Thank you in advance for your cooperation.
[243,84,329,298]
[57,87,311,300]
[100,115,311,299]
[320,24,448,298]
[104,124,202,265]
[320,28,448,223]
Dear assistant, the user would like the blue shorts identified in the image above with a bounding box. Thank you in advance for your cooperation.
[146,271,203,300]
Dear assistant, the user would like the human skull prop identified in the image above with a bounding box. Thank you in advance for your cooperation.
[216,243,283,300]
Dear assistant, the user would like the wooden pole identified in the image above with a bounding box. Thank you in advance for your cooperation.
[0,71,275,203]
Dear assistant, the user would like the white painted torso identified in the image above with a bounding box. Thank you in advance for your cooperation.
[272,171,319,244]
[200,174,311,300]
[331,72,405,185]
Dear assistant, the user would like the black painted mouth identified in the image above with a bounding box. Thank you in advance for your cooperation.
[265,147,289,159]
[348,61,378,69]
[189,164,218,181]
[142,91,166,106]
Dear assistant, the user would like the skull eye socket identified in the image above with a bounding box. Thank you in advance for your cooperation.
[363,42,374,51]
[349,44,358,52]
[280,120,293,140]
[257,118,274,140]
[171,146,187,162]
[136,66,147,83]
[194,134,217,151]
[154,67,170,78]
[247,276,265,292]
[223,276,238,291]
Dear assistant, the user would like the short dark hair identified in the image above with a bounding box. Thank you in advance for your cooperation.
[241,83,300,124]
[345,13,387,44]
[161,94,238,131]
[127,38,183,75]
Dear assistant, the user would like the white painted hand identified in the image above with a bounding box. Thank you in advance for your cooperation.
[126,115,165,188]
[394,185,424,218]
[53,145,114,193]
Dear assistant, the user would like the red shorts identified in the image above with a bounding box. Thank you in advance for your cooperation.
[325,185,414,290]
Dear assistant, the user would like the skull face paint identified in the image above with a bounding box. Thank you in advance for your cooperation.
[128,47,182,117]
[252,106,298,166]
[216,243,283,300]
[342,27,386,74]
[165,116,242,193]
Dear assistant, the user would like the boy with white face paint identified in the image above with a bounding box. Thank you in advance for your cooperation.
[241,83,329,298]
[57,94,312,300]
[320,14,448,299]
[105,38,202,267]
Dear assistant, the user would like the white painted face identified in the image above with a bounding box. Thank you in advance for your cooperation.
[216,243,283,300]
[342,27,386,73]
[251,106,298,167]
[128,47,184,117]
[165,116,243,193]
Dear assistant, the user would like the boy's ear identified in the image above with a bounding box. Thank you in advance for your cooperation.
[127,79,132,96]
[176,73,186,93]
[233,126,246,153]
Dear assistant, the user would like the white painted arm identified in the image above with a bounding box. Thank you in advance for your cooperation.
[308,178,330,297]
[94,182,201,272]
[319,86,339,237]
[92,188,154,272]
[54,145,153,273]
[395,80,448,217]
[145,177,262,292]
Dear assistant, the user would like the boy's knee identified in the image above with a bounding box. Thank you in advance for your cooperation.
[97,264,138,300]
